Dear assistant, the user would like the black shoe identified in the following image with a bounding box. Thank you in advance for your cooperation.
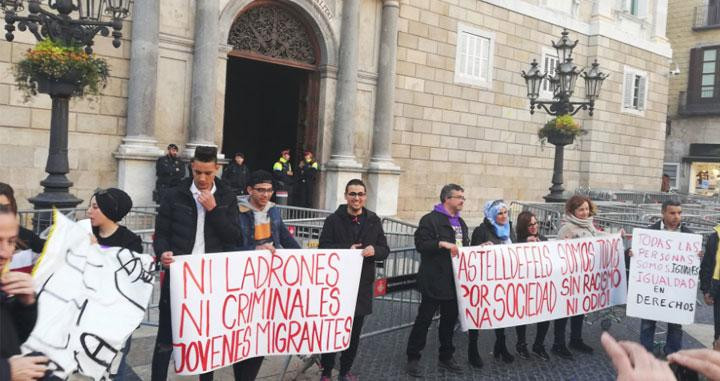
[468,347,483,368]
[532,345,550,361]
[569,340,594,354]
[516,344,530,360]
[438,357,463,373]
[406,359,422,378]
[493,345,515,363]
[551,345,574,360]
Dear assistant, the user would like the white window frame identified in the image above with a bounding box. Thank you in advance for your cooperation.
[621,66,649,115]
[454,23,495,89]
[622,0,647,19]
[539,47,559,100]
[663,162,680,190]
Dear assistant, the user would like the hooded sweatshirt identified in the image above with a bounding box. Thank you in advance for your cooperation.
[238,195,275,245]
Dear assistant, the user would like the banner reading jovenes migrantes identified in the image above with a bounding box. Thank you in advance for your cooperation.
[453,234,627,330]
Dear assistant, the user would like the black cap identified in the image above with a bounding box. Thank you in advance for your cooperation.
[94,188,133,222]
[167,144,179,150]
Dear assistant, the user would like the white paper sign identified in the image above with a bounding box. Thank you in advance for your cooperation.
[626,228,703,325]
[169,249,363,375]
[22,211,155,380]
[453,234,627,330]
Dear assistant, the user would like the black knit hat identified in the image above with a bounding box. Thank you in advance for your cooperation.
[93,188,133,222]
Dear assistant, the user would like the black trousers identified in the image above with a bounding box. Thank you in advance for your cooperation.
[151,287,264,381]
[320,315,366,376]
[714,291,720,341]
[406,295,458,361]
[516,322,550,347]
[553,315,584,346]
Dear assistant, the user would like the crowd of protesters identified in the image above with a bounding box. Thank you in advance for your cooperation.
[4,148,720,381]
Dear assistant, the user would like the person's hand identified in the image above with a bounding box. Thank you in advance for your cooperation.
[160,251,174,268]
[439,241,459,257]
[526,236,539,242]
[600,332,675,381]
[1,272,36,306]
[287,170,293,176]
[705,293,715,305]
[256,243,276,254]
[627,249,634,257]
[698,250,704,259]
[9,355,48,381]
[669,348,720,380]
[362,245,375,257]
[198,190,217,211]
[350,243,362,249]
[481,241,494,246]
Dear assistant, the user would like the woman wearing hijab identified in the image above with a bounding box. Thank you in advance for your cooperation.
[551,195,599,360]
[467,200,517,367]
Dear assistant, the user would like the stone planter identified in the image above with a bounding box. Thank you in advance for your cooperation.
[35,71,83,97]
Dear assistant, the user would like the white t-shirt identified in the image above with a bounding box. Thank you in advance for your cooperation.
[190,181,217,255]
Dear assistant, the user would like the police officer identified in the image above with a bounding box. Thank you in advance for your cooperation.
[154,144,184,203]
[296,150,319,207]
[272,149,294,205]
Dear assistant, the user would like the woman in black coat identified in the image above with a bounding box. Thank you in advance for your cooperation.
[468,200,516,367]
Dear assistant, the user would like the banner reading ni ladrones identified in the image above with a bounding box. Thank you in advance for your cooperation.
[453,234,627,330]
[170,249,363,375]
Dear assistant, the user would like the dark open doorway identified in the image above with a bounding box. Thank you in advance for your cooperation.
[222,56,317,175]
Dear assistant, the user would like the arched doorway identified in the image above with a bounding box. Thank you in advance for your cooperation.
[222,1,321,183]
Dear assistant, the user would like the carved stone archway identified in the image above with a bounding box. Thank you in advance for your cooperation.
[227,1,321,70]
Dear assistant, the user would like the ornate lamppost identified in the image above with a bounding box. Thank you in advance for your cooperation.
[522,29,608,202]
[0,0,131,211]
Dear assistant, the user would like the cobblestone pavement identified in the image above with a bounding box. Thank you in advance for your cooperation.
[119,300,709,381]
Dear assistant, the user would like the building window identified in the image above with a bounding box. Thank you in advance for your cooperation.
[684,46,720,115]
[454,24,494,88]
[624,0,647,18]
[663,163,679,190]
[540,48,559,99]
[622,66,648,114]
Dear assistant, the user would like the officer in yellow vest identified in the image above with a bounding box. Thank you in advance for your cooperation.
[272,149,294,204]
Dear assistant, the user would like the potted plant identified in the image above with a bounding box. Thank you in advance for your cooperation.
[537,114,586,146]
[13,39,109,100]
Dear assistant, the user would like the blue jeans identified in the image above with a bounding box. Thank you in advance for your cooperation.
[640,319,683,355]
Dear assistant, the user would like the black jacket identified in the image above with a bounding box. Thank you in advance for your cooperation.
[18,227,45,254]
[319,205,390,315]
[0,298,38,380]
[222,162,250,195]
[517,233,548,244]
[155,155,185,189]
[471,218,517,246]
[93,225,143,253]
[701,232,718,294]
[154,177,241,256]
[414,210,469,300]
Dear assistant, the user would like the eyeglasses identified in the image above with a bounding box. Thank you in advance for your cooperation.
[252,187,274,194]
[347,192,366,198]
[449,196,466,201]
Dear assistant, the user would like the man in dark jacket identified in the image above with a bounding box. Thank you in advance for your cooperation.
[701,223,720,348]
[151,146,250,381]
[318,179,390,381]
[295,150,319,208]
[406,184,468,377]
[272,149,294,204]
[0,208,48,380]
[638,200,699,356]
[223,152,250,196]
[237,170,300,251]
[154,144,185,203]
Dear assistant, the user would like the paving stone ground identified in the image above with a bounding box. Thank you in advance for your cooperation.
[116,293,712,381]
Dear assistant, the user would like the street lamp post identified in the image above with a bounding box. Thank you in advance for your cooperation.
[0,0,131,212]
[521,29,608,203]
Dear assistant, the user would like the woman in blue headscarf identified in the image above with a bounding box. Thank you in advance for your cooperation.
[467,200,517,367]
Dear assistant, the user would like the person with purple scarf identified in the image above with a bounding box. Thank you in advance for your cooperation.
[467,200,517,367]
[406,184,469,377]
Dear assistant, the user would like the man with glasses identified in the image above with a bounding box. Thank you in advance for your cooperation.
[151,146,246,381]
[317,179,389,381]
[238,170,300,252]
[406,184,468,377]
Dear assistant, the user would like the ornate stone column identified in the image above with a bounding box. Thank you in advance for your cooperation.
[186,0,220,155]
[367,0,402,216]
[323,0,364,210]
[115,0,163,206]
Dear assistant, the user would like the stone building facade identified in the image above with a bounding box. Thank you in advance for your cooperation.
[664,0,720,196]
[0,0,671,222]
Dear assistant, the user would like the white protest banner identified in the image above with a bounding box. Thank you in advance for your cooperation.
[453,234,627,330]
[626,228,702,325]
[22,210,155,380]
[169,249,363,375]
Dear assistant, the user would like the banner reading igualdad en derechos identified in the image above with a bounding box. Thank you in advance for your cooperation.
[169,249,363,375]
[453,234,627,330]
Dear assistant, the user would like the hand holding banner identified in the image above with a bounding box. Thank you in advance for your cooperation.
[453,234,627,330]
[626,228,702,325]
[169,249,363,375]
